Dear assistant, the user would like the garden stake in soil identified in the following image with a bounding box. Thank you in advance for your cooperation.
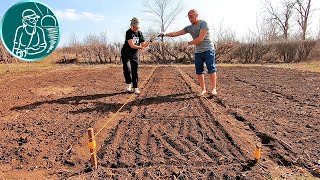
[254,143,262,163]
[87,128,97,168]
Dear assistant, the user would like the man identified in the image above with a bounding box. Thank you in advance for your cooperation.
[13,9,47,58]
[121,17,151,94]
[161,9,217,96]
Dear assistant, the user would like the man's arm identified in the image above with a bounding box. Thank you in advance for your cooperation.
[164,30,187,37]
[187,29,208,45]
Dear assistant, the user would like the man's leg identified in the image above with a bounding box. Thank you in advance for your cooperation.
[197,74,205,91]
[205,50,217,94]
[195,52,206,95]
[209,72,217,92]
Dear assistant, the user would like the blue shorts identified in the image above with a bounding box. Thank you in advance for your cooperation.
[194,49,217,74]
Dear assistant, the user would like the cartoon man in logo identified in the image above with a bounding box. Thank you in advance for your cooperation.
[12,9,47,58]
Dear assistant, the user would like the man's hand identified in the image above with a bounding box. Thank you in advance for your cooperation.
[157,33,165,42]
[149,36,156,43]
[158,33,165,38]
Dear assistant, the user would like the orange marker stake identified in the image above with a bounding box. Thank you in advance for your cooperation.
[254,143,262,163]
[88,128,98,168]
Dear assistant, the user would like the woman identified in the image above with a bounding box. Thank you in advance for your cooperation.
[121,17,150,94]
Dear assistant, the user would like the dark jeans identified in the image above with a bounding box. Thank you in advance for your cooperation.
[194,49,217,74]
[121,49,139,88]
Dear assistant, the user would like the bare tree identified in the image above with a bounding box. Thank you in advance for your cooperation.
[142,0,183,62]
[294,0,313,40]
[250,15,280,42]
[264,0,296,40]
[212,20,237,43]
[142,0,183,32]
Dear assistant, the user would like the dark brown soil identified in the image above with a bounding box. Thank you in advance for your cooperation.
[0,65,319,179]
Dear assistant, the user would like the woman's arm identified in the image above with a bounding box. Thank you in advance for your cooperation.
[128,39,143,49]
[141,41,150,47]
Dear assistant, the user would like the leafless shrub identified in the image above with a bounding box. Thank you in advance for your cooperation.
[0,41,18,64]
[215,40,316,64]
[296,40,317,61]
[215,42,239,63]
[57,33,122,64]
[55,31,317,65]
[273,41,299,62]
[176,41,194,63]
[232,43,273,63]
[146,40,194,64]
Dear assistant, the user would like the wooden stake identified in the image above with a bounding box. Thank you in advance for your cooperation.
[87,128,97,168]
[254,143,262,163]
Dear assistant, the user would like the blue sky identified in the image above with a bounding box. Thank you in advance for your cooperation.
[1,0,320,46]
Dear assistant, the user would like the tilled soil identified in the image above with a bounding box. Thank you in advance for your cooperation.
[0,66,153,179]
[183,66,320,178]
[0,65,319,179]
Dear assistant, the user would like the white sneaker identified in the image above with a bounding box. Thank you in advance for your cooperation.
[211,89,217,95]
[134,88,141,94]
[126,84,132,92]
[198,89,206,96]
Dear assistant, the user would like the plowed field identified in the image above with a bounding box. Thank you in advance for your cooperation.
[0,65,319,179]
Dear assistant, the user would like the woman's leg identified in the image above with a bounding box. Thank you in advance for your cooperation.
[130,56,139,89]
[121,51,132,85]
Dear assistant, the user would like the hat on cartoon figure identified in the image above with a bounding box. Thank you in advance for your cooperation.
[22,9,40,19]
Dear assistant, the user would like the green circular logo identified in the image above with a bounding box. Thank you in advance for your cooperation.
[0,1,60,61]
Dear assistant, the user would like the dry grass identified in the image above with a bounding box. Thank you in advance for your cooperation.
[1,60,320,75]
[267,60,320,72]
[0,62,120,75]
[0,62,57,75]
[218,60,320,73]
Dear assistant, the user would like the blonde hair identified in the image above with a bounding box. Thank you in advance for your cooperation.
[130,17,140,26]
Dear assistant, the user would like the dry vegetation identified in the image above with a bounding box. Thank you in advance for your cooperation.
[44,39,320,64]
[1,38,319,65]
[0,41,19,64]
[216,40,318,64]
